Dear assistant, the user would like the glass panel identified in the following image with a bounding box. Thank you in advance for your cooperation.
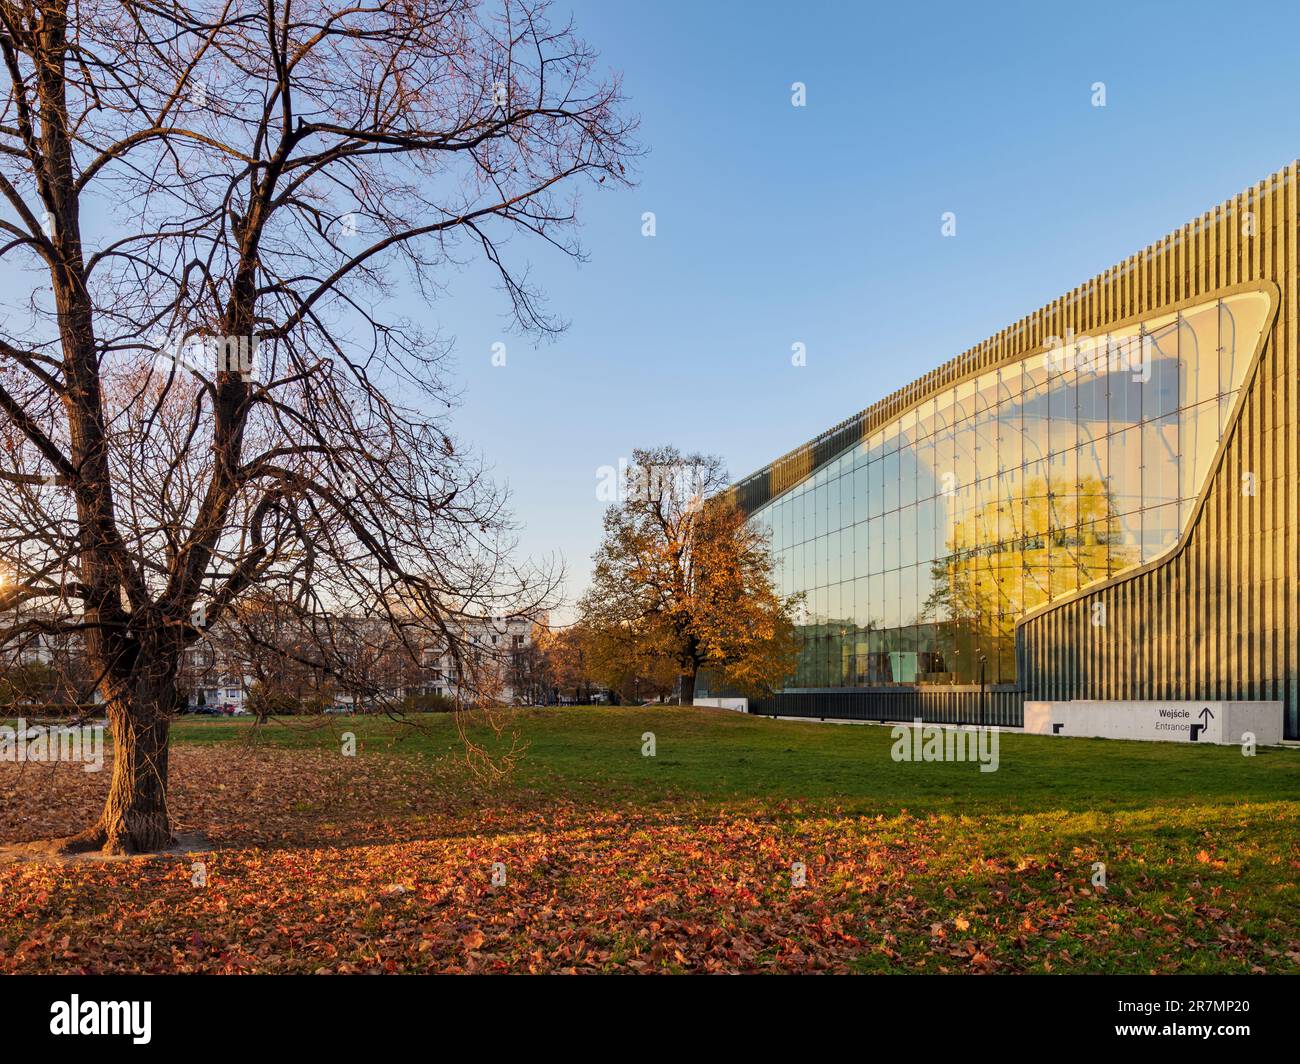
[899,446,918,510]
[883,511,900,570]
[916,497,937,564]
[1143,414,1179,509]
[868,515,883,569]
[954,419,977,490]
[1078,519,1110,586]
[899,506,917,568]
[1179,304,1219,409]
[1079,433,1107,494]
[1048,358,1077,455]
[1143,321,1180,422]
[882,569,901,628]
[1180,399,1220,505]
[998,393,1022,472]
[1108,335,1144,428]
[1222,292,1271,384]
[1109,425,1142,515]
[1021,362,1050,465]
[749,290,1271,693]
[1142,502,1180,564]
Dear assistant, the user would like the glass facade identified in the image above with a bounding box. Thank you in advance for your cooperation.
[752,291,1271,689]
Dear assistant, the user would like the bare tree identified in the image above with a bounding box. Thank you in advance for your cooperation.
[0,0,635,852]
[219,590,332,718]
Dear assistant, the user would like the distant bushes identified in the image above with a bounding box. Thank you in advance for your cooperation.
[245,687,302,719]
[401,691,458,714]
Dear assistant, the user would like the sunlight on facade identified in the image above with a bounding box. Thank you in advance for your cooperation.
[751,291,1272,688]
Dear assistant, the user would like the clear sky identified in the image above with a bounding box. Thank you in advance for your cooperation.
[436,0,1300,618]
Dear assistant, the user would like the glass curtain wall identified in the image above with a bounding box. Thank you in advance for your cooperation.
[753,291,1271,688]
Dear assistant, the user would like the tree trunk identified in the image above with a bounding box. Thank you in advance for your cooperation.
[63,675,177,855]
[679,670,697,706]
[100,709,174,853]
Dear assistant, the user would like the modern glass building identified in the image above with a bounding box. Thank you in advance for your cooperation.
[722,163,1300,739]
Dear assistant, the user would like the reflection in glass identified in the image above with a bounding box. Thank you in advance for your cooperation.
[758,292,1270,687]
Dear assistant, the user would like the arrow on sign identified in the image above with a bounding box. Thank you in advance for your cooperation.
[1189,707,1214,743]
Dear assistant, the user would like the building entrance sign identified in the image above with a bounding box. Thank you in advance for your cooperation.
[1023,700,1283,746]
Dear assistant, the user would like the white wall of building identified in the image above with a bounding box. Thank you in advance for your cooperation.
[1023,700,1284,746]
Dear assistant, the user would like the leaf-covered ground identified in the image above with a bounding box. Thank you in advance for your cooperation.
[1,709,1298,973]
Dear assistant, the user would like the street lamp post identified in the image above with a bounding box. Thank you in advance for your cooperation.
[978,653,988,728]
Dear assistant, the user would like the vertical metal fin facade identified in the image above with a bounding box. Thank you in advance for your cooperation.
[1018,166,1299,739]
[735,163,1299,738]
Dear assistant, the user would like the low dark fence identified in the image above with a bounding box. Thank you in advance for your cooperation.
[749,686,1025,728]
[0,703,101,720]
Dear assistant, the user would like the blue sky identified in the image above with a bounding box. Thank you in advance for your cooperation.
[13,1,1298,618]
[437,0,1300,617]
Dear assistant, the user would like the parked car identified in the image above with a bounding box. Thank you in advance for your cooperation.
[323,704,353,715]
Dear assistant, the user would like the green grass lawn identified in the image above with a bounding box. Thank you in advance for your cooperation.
[7,706,1296,972]
[170,704,1300,816]
[165,706,1300,973]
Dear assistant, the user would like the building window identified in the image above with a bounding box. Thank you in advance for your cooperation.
[752,291,1271,688]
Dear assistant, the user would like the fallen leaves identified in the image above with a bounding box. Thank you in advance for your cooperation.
[1,746,1298,975]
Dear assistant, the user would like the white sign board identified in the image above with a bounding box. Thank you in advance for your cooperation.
[1023,700,1284,746]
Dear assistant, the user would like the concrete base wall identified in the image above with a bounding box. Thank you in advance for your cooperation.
[1023,700,1285,746]
[694,697,748,713]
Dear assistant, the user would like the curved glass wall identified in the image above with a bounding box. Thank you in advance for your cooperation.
[752,291,1272,688]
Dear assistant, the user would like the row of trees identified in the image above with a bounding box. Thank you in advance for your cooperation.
[0,0,790,855]
[0,0,635,852]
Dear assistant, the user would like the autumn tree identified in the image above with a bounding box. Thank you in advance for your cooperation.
[580,447,798,704]
[533,622,593,703]
[572,611,674,704]
[0,0,634,852]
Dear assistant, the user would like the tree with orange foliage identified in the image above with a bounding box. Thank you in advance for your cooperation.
[581,447,798,704]
[573,613,676,704]
[534,624,592,704]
